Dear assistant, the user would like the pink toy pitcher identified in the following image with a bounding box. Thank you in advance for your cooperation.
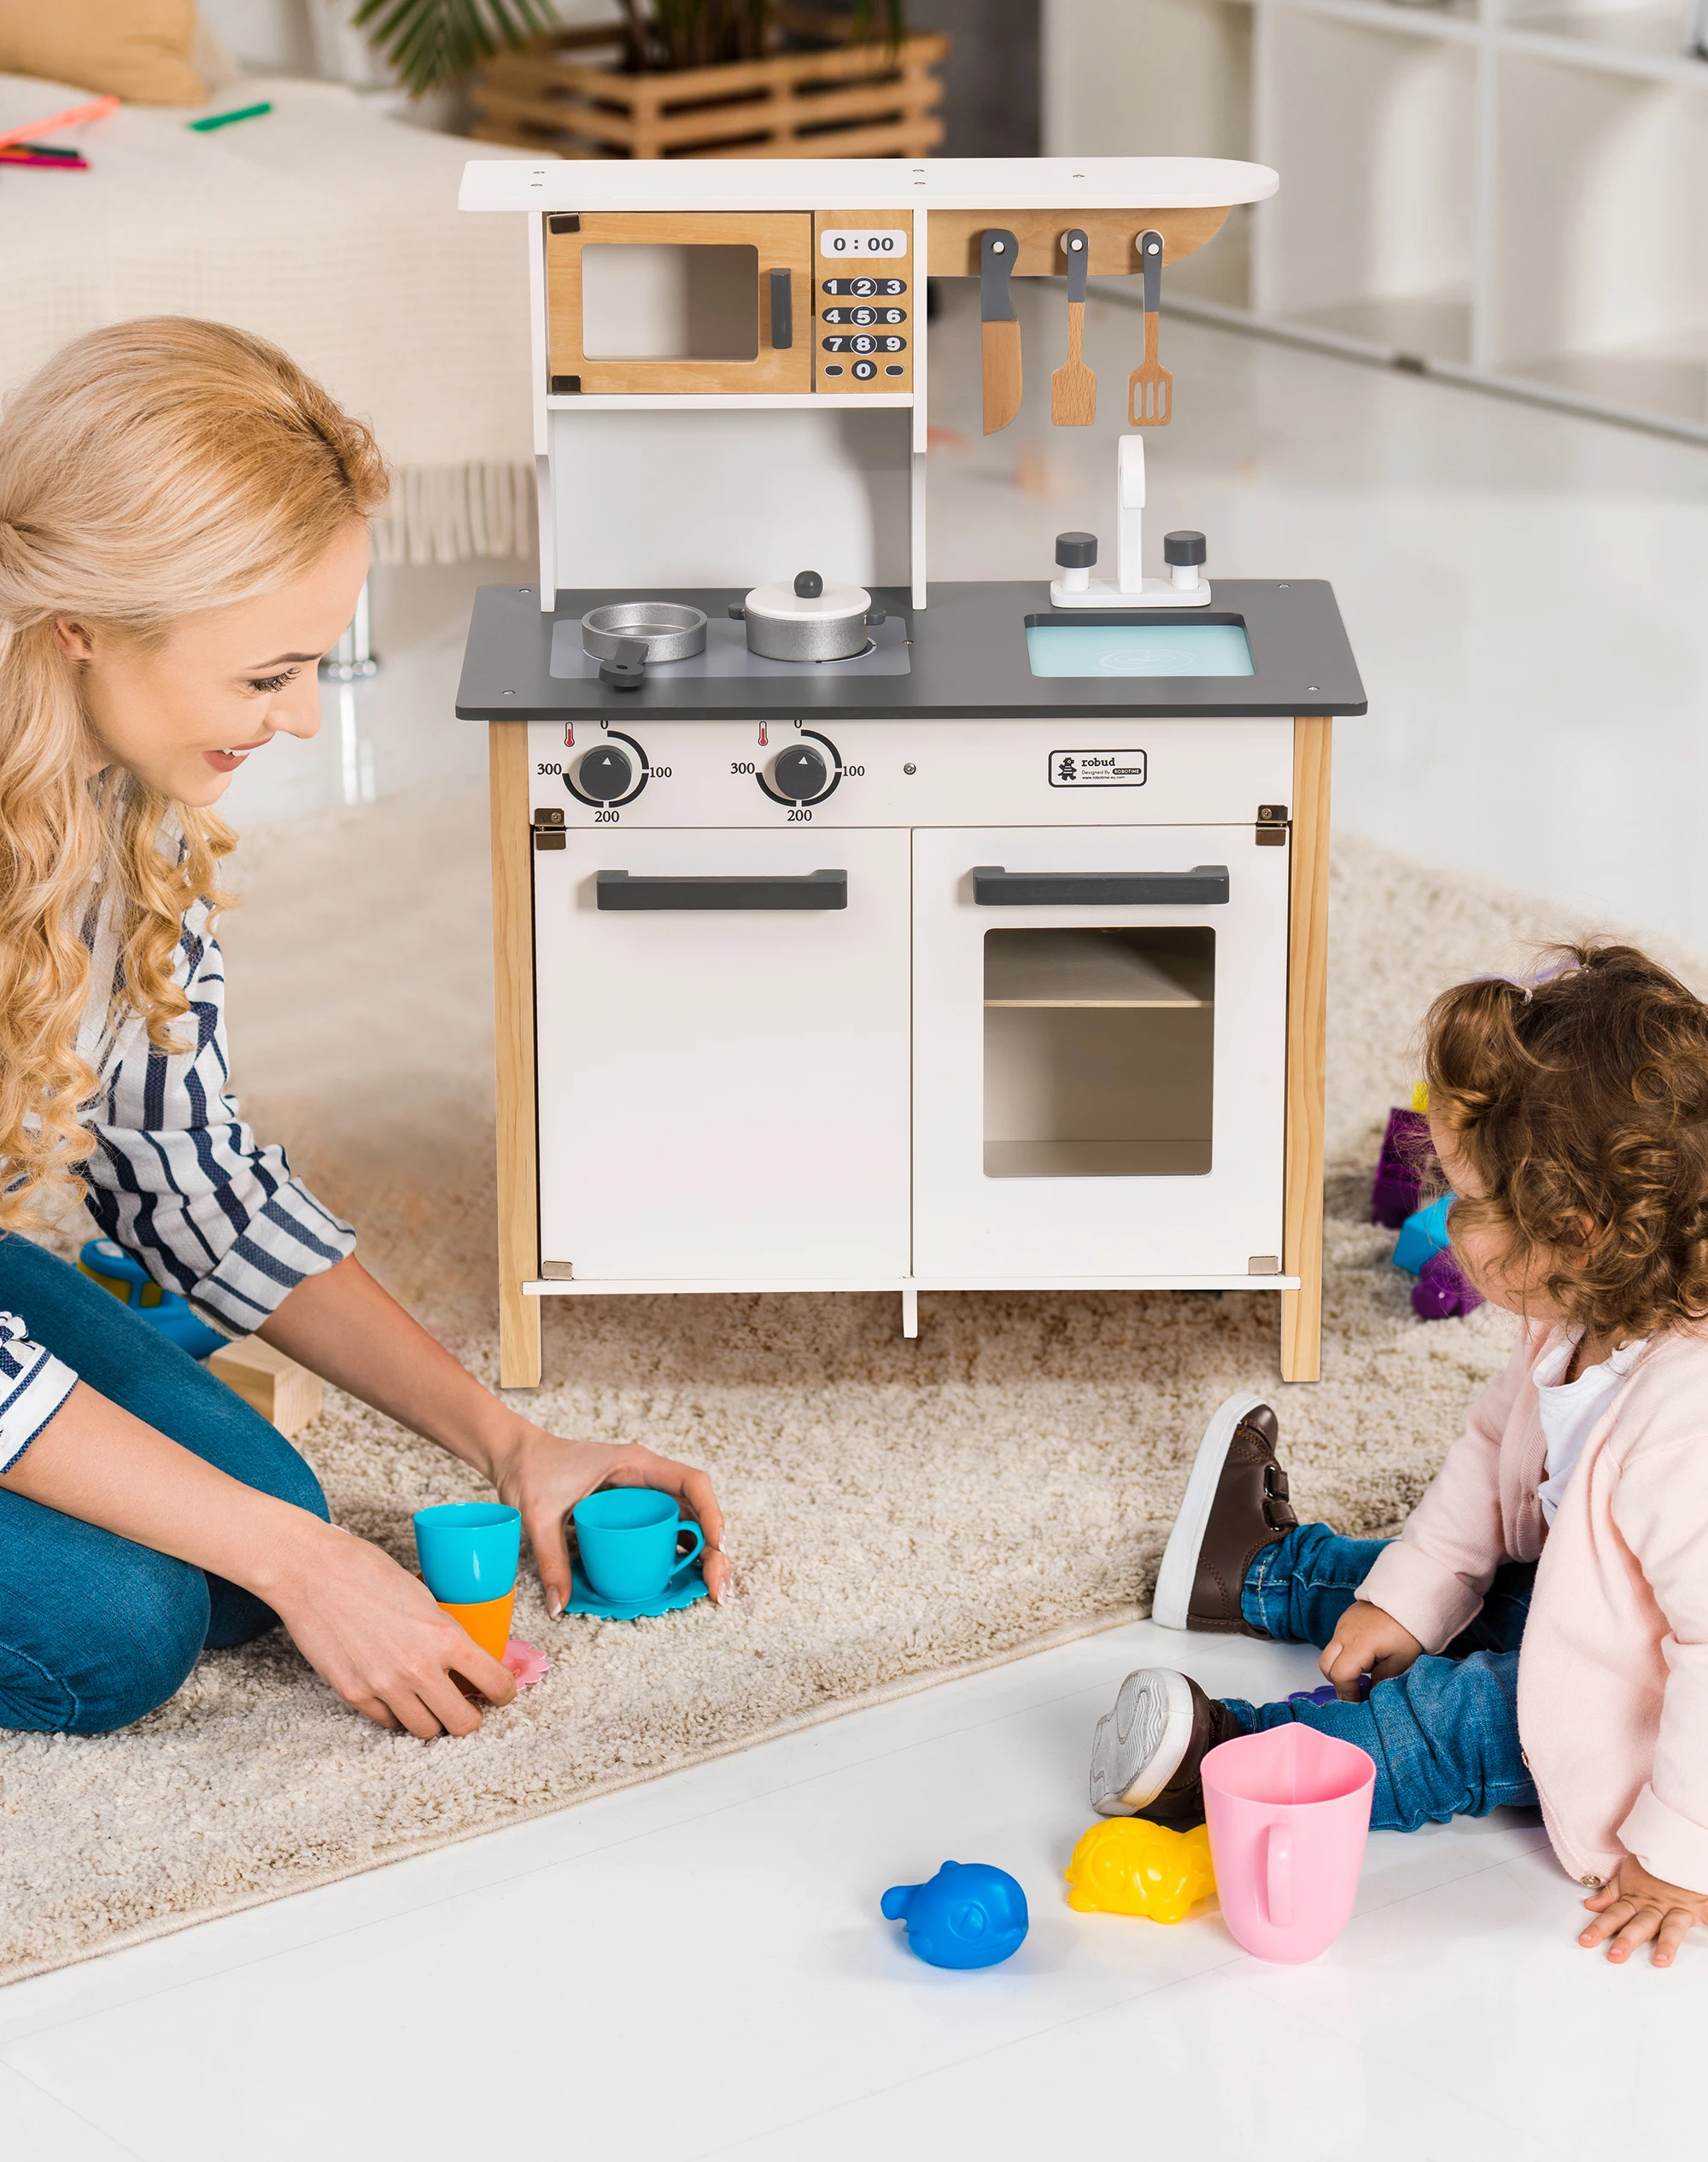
[1201,1724,1375,1963]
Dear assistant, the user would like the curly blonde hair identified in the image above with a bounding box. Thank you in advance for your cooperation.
[1423,943,1708,1341]
[0,318,388,1224]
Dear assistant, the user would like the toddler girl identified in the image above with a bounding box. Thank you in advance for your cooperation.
[1090,943,1708,1969]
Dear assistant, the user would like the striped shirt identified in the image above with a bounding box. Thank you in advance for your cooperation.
[0,872,353,1473]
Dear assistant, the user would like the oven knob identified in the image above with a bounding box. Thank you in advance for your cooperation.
[576,744,634,802]
[772,744,829,802]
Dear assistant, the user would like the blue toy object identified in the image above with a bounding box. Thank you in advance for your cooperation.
[1391,1193,1453,1276]
[1289,1676,1372,1708]
[564,1557,709,1621]
[880,1861,1029,1970]
[77,1238,225,1360]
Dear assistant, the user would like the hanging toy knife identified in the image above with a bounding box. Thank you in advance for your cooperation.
[1128,228,1173,427]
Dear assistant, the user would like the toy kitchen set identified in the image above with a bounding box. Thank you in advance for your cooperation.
[454,156,1366,1390]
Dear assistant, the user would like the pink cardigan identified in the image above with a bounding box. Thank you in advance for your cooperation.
[1359,1322,1708,1892]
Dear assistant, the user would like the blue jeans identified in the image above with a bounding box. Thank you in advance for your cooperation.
[0,1235,328,1734]
[1223,1521,1539,1832]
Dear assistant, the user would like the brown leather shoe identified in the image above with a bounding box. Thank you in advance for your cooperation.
[1089,1667,1248,1825]
[1151,1389,1296,1634]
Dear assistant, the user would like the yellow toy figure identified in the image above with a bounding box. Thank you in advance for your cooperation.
[1065,1818,1216,1923]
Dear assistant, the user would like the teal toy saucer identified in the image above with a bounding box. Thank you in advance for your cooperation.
[564,1559,709,1622]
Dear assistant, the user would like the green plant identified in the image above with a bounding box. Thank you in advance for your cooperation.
[351,0,561,95]
[354,0,906,93]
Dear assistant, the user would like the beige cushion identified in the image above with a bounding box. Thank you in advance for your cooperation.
[0,0,205,106]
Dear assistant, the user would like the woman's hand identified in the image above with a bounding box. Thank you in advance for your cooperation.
[484,1425,731,1617]
[1319,1600,1424,1699]
[1579,1855,1708,1969]
[267,1518,518,1738]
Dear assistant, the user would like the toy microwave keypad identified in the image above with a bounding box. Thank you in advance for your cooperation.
[455,158,1366,1394]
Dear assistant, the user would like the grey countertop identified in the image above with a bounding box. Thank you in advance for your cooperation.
[457,578,1367,722]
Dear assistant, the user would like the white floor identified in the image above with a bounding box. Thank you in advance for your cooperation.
[8,313,1706,2153]
[6,1619,1688,2162]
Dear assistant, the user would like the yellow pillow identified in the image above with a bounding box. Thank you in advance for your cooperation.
[0,0,205,106]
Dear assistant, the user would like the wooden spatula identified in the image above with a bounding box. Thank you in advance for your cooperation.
[1050,227,1095,426]
[980,228,1021,435]
[1127,228,1172,427]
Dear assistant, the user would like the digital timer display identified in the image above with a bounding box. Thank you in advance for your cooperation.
[818,228,909,259]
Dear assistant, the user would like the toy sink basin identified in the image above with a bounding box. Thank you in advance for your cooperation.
[1026,620,1255,678]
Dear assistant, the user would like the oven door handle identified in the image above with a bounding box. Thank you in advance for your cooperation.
[971,865,1229,907]
[596,869,847,911]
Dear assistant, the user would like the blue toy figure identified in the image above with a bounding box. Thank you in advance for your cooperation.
[880,1861,1029,1970]
[77,1238,226,1361]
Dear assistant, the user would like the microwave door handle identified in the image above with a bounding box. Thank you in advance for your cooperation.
[971,866,1230,906]
[769,267,793,349]
[597,868,845,910]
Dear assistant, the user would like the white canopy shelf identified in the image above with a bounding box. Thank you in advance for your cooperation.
[458,155,1280,218]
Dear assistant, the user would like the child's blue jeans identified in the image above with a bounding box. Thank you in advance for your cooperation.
[0,1234,329,1735]
[1223,1521,1540,1832]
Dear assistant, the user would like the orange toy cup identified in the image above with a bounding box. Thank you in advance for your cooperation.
[436,1589,514,1664]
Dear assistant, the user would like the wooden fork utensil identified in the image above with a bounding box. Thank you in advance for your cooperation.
[1127,228,1172,427]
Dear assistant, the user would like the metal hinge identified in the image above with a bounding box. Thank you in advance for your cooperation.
[1255,802,1289,847]
[533,806,565,850]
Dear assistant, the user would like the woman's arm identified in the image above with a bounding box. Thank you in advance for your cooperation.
[258,1253,731,1614]
[0,1381,515,1737]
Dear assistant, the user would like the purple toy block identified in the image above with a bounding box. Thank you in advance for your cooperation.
[1371,1107,1435,1229]
[1412,1248,1483,1321]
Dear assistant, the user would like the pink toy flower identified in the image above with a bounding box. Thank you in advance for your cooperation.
[502,1639,549,1688]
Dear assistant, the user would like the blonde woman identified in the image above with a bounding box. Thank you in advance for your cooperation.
[0,318,729,1738]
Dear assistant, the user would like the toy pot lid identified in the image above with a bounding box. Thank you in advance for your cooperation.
[743,570,872,622]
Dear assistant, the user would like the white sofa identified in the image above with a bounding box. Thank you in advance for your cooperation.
[0,72,534,563]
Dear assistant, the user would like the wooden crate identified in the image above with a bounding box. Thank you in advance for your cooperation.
[471,15,947,162]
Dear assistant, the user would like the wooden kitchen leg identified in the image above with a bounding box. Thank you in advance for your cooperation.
[1280,717,1332,1384]
[491,721,543,1389]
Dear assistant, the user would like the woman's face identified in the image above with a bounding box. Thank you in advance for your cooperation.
[1429,1113,1570,1321]
[54,520,370,807]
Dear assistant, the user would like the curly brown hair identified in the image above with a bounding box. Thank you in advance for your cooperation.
[1422,944,1708,1342]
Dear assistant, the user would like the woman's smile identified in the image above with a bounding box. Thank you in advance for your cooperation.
[204,737,272,774]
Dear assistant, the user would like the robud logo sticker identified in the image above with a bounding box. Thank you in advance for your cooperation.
[1049,750,1147,787]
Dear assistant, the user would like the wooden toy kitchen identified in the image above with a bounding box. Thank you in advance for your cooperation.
[455,156,1366,1391]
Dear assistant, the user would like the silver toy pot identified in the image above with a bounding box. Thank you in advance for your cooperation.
[730,570,886,663]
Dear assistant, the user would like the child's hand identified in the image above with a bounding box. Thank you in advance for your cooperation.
[1579,1855,1708,1968]
[1319,1600,1423,1700]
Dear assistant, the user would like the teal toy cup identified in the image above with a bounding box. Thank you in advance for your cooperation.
[571,1488,705,1604]
[412,1502,522,1606]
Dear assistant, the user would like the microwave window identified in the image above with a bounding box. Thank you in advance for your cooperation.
[580,244,760,361]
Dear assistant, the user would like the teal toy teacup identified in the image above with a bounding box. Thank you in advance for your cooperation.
[572,1487,705,1604]
[412,1501,522,1606]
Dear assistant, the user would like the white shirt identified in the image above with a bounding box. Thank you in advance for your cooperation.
[1532,1330,1647,1526]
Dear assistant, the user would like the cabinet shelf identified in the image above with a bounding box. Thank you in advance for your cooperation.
[983,928,1214,1008]
[1045,0,1708,441]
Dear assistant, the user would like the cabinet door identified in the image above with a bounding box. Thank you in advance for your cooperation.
[535,828,910,1281]
[911,827,1289,1280]
[546,212,813,395]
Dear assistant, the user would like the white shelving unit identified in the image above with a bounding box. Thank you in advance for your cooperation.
[1044,0,1708,438]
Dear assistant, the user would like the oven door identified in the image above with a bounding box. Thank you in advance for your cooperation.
[911,827,1288,1280]
[535,828,910,1282]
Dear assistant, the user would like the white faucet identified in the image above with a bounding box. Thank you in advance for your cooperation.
[1116,434,1146,595]
[1048,434,1214,610]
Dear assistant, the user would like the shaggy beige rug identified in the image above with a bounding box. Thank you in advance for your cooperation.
[0,786,1675,1985]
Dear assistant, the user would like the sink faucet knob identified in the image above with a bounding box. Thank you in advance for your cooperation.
[1054,530,1097,594]
[1164,529,1208,592]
